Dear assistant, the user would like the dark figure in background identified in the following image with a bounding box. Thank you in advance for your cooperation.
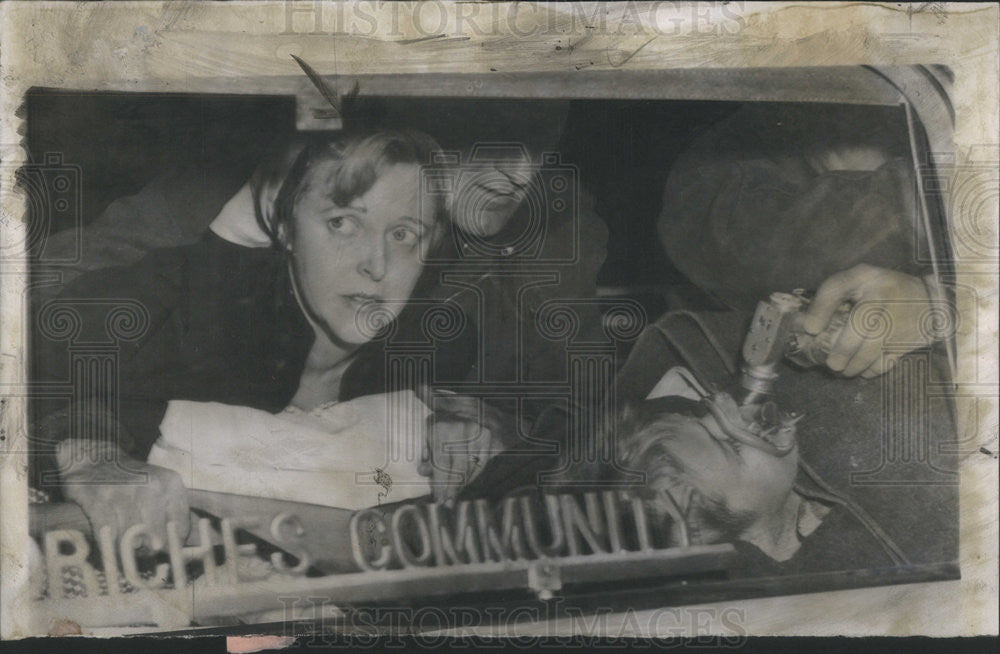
[609,103,957,572]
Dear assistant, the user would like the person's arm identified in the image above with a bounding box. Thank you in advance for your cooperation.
[32,246,192,540]
[33,166,245,306]
[32,248,185,458]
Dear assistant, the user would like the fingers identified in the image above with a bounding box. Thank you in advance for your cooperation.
[437,427,460,502]
[432,395,507,426]
[162,471,191,541]
[84,495,121,543]
[422,421,459,502]
[419,397,515,501]
[63,484,119,542]
[136,487,166,551]
[138,472,180,548]
[824,311,868,375]
[860,354,900,379]
[422,419,498,502]
[800,264,878,335]
[129,467,190,549]
[842,339,882,377]
[801,267,863,335]
[449,421,479,492]
[417,436,434,478]
[63,465,190,546]
[860,367,880,379]
[826,306,899,378]
[431,394,482,423]
[438,399,516,450]
[460,420,494,485]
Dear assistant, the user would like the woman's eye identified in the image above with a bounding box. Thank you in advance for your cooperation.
[390,227,418,246]
[327,216,357,235]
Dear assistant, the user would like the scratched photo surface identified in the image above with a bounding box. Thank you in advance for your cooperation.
[1,1,996,640]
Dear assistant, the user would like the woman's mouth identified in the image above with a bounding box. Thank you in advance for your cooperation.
[344,293,381,308]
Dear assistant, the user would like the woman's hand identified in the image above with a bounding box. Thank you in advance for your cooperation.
[417,395,516,502]
[798,264,941,378]
[57,440,191,548]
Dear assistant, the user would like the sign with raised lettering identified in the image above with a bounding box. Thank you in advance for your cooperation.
[36,490,734,621]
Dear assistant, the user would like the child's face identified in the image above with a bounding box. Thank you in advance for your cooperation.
[679,414,797,508]
[639,408,800,543]
[289,162,436,346]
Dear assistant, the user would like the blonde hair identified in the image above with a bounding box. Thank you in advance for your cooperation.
[266,130,449,248]
[617,399,752,545]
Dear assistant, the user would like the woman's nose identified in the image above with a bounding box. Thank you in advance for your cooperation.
[357,235,387,282]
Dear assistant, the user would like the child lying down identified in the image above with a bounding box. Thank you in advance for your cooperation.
[613,368,908,574]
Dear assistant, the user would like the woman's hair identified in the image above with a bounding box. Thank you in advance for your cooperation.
[262,129,449,248]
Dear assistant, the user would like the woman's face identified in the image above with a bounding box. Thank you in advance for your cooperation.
[288,162,435,346]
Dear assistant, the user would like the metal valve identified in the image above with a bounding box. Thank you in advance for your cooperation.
[739,290,851,404]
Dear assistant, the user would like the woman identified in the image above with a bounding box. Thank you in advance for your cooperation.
[32,129,507,544]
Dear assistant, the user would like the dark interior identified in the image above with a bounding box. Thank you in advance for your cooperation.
[25,91,914,298]
[24,90,739,290]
